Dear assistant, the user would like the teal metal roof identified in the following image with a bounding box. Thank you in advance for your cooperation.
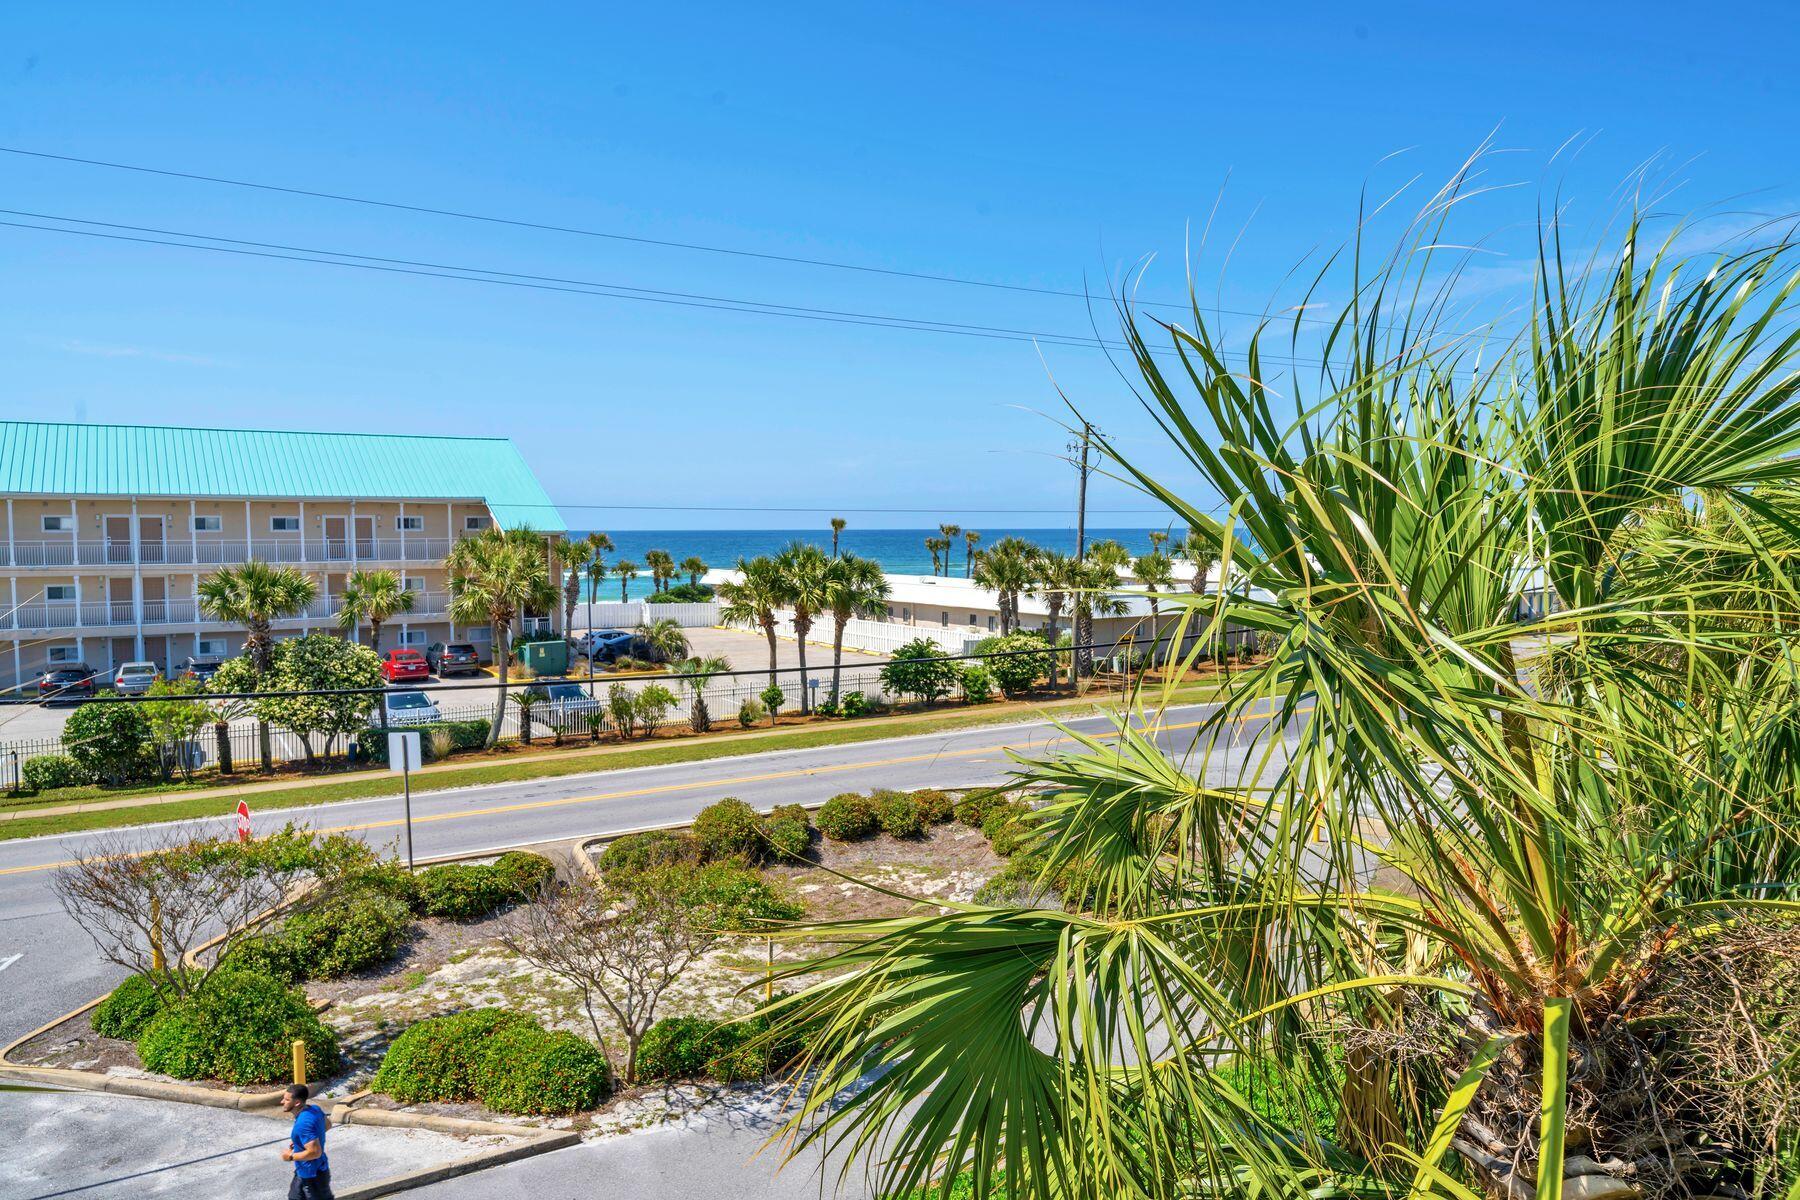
[0,422,566,531]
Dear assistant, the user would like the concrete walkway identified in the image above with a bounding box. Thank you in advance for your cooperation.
[0,1087,505,1199]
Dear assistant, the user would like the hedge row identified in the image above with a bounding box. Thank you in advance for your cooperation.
[373,1008,612,1114]
[95,970,341,1085]
[600,800,812,876]
[637,1007,809,1084]
[816,789,957,842]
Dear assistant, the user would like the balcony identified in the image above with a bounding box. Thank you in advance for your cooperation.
[0,592,452,633]
[1,537,460,569]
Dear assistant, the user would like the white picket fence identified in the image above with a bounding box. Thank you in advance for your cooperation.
[570,601,720,630]
[769,613,980,657]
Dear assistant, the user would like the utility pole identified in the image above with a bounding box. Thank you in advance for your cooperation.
[1070,422,1097,683]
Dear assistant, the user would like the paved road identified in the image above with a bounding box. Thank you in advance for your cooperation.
[0,699,1292,1043]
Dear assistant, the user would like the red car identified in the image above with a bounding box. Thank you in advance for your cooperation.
[380,648,431,683]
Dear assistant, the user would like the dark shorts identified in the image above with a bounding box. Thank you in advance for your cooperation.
[289,1172,334,1200]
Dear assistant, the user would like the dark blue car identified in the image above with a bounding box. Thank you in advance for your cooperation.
[576,629,636,662]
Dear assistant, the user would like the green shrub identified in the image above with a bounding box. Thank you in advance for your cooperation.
[348,861,423,914]
[634,684,678,736]
[974,854,1100,911]
[817,792,877,841]
[980,801,1030,841]
[769,803,811,826]
[493,851,556,899]
[598,830,700,878]
[673,863,805,925]
[373,1008,532,1103]
[960,664,994,704]
[978,633,1057,697]
[880,639,958,705]
[759,683,785,722]
[692,797,766,863]
[839,690,870,718]
[763,816,811,862]
[22,754,87,792]
[990,819,1038,858]
[911,790,955,824]
[737,697,764,728]
[470,1023,613,1114]
[220,933,303,983]
[637,1015,723,1080]
[62,704,152,786]
[92,972,182,1039]
[417,863,512,918]
[137,971,339,1084]
[875,791,924,839]
[282,886,411,978]
[446,719,491,751]
[955,790,1009,829]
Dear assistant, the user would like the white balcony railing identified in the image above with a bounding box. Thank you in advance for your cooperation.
[1,592,451,632]
[2,537,460,569]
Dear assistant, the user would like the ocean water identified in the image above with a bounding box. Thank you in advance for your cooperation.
[565,527,1167,601]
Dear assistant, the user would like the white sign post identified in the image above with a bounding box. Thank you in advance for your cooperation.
[387,731,421,870]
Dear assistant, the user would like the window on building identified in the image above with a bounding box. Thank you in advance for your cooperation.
[192,515,222,532]
[41,515,72,533]
[399,629,426,646]
[886,605,895,619]
[464,515,492,532]
[988,615,996,630]
[400,576,425,591]
[466,626,492,643]
[941,611,949,627]
[270,516,300,533]
[969,613,978,626]
[397,516,425,532]
[197,638,228,657]
[45,585,76,601]
[47,644,79,663]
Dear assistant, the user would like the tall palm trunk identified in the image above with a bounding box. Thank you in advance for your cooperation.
[488,622,510,748]
[831,618,847,704]
[761,618,778,690]
[247,617,274,674]
[368,617,384,654]
[794,616,812,714]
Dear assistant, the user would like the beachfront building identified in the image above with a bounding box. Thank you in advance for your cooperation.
[0,421,567,694]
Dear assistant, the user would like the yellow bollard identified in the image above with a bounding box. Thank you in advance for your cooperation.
[292,1039,307,1087]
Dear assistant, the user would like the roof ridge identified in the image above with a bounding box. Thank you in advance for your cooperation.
[0,419,510,444]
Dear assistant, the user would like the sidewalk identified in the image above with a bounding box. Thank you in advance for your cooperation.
[0,1087,511,1199]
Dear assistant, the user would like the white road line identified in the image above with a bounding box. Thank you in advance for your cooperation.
[0,954,21,973]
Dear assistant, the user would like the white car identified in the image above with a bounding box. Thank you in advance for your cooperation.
[381,688,443,726]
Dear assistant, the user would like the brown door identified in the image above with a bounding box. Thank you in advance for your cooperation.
[141,576,166,623]
[105,516,132,565]
[107,578,133,626]
[354,515,375,559]
[323,516,348,561]
[138,516,165,564]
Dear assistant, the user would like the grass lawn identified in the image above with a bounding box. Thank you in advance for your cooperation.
[0,681,1226,841]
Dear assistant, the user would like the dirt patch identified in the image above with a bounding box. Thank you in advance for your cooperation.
[762,824,1007,922]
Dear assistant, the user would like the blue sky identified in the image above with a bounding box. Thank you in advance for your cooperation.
[1,3,1795,528]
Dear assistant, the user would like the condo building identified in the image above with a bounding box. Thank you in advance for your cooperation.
[0,421,567,694]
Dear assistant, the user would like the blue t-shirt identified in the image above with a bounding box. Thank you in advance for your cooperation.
[289,1104,329,1179]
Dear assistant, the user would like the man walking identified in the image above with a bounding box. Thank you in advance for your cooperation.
[279,1083,334,1199]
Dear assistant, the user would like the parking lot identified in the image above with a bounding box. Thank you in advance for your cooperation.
[0,626,885,752]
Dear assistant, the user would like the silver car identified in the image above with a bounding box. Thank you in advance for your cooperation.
[381,688,443,726]
[112,661,160,695]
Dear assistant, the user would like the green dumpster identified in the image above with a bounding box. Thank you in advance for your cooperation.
[520,639,570,676]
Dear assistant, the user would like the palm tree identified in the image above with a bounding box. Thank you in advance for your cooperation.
[923,536,949,575]
[821,553,889,705]
[963,530,981,577]
[1025,550,1075,684]
[447,528,556,747]
[673,654,729,732]
[1146,529,1168,552]
[680,556,708,588]
[643,549,676,595]
[937,524,961,575]
[334,568,415,653]
[632,617,690,663]
[829,516,847,558]
[974,537,1037,634]
[760,200,1800,1198]
[776,541,830,713]
[1069,555,1128,685]
[612,560,639,603]
[565,531,613,633]
[1131,551,1175,664]
[1178,525,1216,595]
[197,560,317,674]
[716,555,788,690]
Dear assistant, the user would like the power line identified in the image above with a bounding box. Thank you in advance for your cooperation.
[1,143,1333,325]
[550,502,1193,514]
[0,211,1342,367]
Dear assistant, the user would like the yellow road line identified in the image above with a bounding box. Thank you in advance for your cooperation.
[0,705,1302,877]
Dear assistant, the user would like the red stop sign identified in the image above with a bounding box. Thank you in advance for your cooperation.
[235,800,251,843]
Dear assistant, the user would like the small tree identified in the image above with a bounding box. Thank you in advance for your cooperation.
[759,682,785,726]
[633,618,690,664]
[607,684,638,739]
[880,638,958,707]
[142,679,210,782]
[216,635,382,766]
[62,703,151,786]
[634,684,677,738]
[674,655,730,732]
[502,865,795,1084]
[979,633,1057,697]
[509,690,540,745]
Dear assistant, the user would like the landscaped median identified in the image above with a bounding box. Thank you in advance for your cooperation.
[0,680,1226,840]
[10,789,1076,1160]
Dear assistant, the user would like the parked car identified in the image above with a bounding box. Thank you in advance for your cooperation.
[575,629,635,662]
[179,655,226,685]
[113,661,160,695]
[524,679,602,732]
[381,688,443,726]
[380,648,431,683]
[427,642,483,677]
[38,664,99,702]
